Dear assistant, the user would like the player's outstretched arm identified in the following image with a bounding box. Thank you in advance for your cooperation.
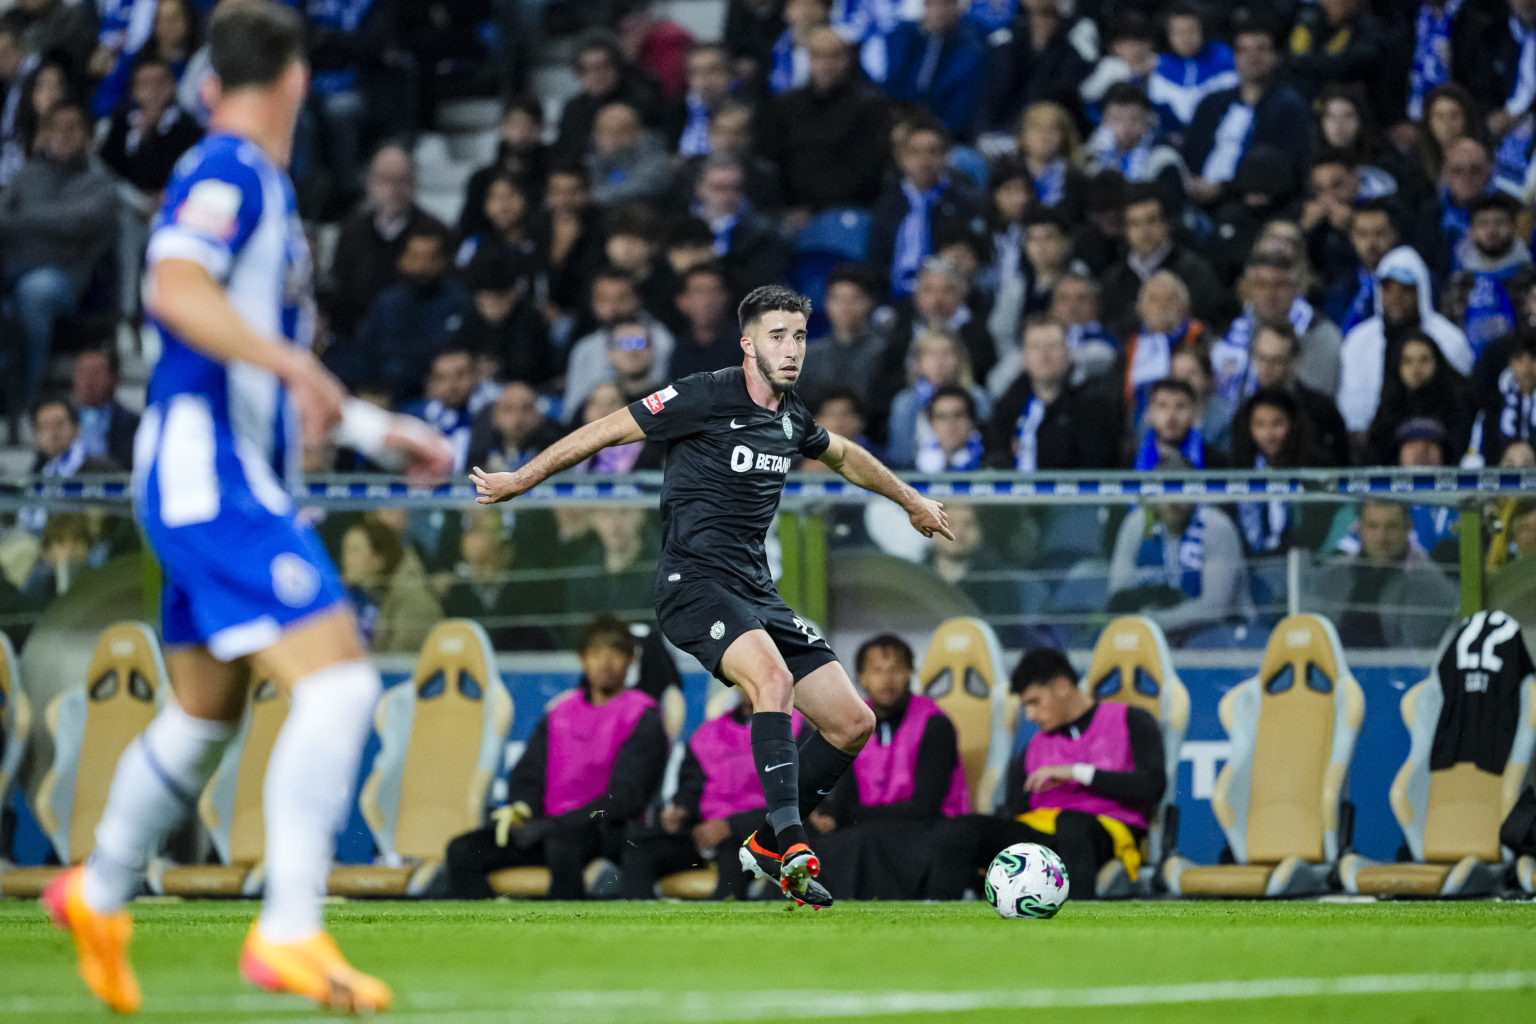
[470,406,647,503]
[148,257,344,443]
[817,432,954,540]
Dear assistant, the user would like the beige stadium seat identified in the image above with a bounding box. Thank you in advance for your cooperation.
[1,634,31,868]
[1163,615,1364,898]
[917,617,1011,813]
[1080,616,1190,897]
[1342,620,1536,897]
[0,623,163,898]
[154,676,285,897]
[328,621,510,897]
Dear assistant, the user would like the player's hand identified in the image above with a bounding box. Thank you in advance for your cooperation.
[470,465,529,504]
[908,497,954,541]
[691,818,731,853]
[1024,764,1075,794]
[278,348,346,446]
[384,414,454,486]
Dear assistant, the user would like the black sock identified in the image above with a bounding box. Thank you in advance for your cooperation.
[797,731,857,819]
[750,711,806,853]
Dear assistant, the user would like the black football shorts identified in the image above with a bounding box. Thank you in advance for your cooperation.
[656,573,839,685]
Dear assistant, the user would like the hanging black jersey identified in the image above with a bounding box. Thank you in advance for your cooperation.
[628,367,830,597]
[1430,610,1535,774]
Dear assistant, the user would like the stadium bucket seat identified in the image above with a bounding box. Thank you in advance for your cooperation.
[1163,614,1364,898]
[1080,616,1189,897]
[0,623,163,898]
[1341,612,1536,897]
[0,634,31,872]
[152,675,285,898]
[918,617,1013,813]
[328,620,510,897]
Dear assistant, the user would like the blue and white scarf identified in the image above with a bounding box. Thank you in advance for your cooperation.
[1508,13,1536,116]
[678,93,712,157]
[1463,270,1518,361]
[1495,366,1536,448]
[1238,454,1290,553]
[419,399,473,470]
[1494,114,1534,196]
[1200,101,1254,184]
[1033,159,1067,208]
[1127,322,1186,431]
[892,178,948,297]
[1134,426,1205,472]
[1134,505,1208,597]
[1013,395,1045,471]
[916,429,985,472]
[19,439,91,532]
[1088,125,1154,183]
[1213,298,1315,403]
[768,29,807,95]
[1409,1,1462,121]
[1341,267,1376,334]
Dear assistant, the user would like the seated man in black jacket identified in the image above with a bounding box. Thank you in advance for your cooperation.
[444,616,668,899]
[812,634,969,899]
[923,648,1164,899]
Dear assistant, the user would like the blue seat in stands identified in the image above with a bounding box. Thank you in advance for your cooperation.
[948,145,989,188]
[789,207,873,327]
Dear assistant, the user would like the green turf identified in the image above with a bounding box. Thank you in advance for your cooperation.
[2,899,1534,1023]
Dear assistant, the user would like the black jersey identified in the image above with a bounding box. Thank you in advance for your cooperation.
[627,367,830,597]
[1431,610,1535,774]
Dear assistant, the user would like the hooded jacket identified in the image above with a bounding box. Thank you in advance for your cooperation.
[1336,246,1473,432]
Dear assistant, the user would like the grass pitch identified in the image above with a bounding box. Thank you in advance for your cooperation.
[1,899,1534,1023]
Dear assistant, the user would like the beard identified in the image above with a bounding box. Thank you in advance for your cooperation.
[755,349,797,394]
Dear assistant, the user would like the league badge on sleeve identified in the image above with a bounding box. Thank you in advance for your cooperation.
[642,386,678,414]
[175,179,242,240]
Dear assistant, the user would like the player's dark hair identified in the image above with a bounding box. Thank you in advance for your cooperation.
[925,382,977,422]
[1148,377,1197,404]
[30,393,78,426]
[856,633,914,673]
[209,0,305,92]
[579,615,635,656]
[1011,648,1076,694]
[738,285,812,333]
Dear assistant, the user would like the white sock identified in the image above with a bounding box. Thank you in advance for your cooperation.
[258,660,380,945]
[82,703,237,914]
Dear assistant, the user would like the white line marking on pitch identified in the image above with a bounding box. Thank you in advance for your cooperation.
[4,971,1535,1022]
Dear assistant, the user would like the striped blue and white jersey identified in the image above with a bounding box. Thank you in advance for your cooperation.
[137,133,315,518]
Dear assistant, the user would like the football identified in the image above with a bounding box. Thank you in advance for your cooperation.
[984,842,1070,919]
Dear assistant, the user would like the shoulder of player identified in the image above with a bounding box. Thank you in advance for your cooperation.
[165,138,267,206]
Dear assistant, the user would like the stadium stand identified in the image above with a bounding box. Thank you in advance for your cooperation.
[0,622,162,898]
[152,675,285,898]
[1079,616,1188,896]
[1163,614,1363,898]
[917,617,1012,813]
[1341,612,1536,897]
[327,621,510,898]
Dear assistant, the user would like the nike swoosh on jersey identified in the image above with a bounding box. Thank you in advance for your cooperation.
[764,762,792,772]
[730,418,750,429]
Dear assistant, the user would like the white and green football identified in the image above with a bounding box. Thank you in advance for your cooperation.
[984,842,1069,919]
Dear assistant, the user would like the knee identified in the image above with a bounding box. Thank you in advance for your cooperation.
[824,701,876,753]
[745,666,795,713]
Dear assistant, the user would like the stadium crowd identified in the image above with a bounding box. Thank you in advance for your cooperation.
[8,0,1536,645]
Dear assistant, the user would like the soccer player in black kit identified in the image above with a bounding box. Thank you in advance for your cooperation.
[470,285,952,906]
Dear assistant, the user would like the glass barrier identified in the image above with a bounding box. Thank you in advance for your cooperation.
[1,468,1506,660]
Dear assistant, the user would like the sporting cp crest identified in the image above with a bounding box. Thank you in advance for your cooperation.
[782,415,793,440]
[710,620,726,640]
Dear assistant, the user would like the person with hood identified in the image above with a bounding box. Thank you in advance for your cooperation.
[1336,244,1473,444]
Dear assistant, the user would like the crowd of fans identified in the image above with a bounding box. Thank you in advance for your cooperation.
[12,0,1536,646]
